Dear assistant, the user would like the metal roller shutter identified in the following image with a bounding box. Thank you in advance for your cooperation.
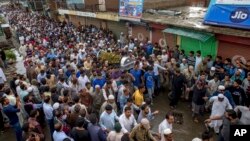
[86,18,101,28]
[107,21,127,39]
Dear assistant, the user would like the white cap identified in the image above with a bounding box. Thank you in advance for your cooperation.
[238,69,243,73]
[53,102,60,110]
[148,41,151,43]
[218,94,224,98]
[15,80,20,85]
[218,85,225,90]
[141,118,150,129]
[192,138,202,141]
[211,67,216,71]
[140,43,143,46]
[162,49,166,52]
[27,87,33,92]
[163,128,172,135]
[134,38,138,40]
[108,95,115,100]
[95,85,100,89]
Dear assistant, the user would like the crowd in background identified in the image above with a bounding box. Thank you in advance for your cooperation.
[0,4,250,141]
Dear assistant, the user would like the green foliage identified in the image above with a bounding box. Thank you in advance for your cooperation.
[4,49,16,60]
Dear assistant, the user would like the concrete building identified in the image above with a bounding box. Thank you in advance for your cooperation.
[46,0,250,61]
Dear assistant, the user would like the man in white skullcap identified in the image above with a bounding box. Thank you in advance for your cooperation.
[207,94,232,133]
[100,94,117,114]
[162,128,174,141]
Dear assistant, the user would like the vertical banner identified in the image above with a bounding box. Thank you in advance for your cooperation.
[119,0,144,19]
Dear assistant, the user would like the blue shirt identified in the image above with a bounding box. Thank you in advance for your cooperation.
[146,44,153,56]
[144,71,154,89]
[99,111,118,130]
[3,105,20,125]
[119,95,129,110]
[92,77,106,89]
[130,69,142,87]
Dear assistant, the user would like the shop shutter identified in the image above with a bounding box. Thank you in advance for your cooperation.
[107,21,127,39]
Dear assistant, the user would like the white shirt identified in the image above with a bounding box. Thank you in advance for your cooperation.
[43,103,53,120]
[195,56,202,72]
[209,96,232,117]
[6,95,16,106]
[119,113,137,133]
[154,63,166,76]
[107,131,124,141]
[158,119,173,134]
[78,75,90,90]
[53,131,73,141]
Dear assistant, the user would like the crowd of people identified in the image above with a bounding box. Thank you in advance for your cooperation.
[0,4,250,141]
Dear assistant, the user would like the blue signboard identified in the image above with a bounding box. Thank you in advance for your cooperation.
[204,0,250,29]
[119,0,144,19]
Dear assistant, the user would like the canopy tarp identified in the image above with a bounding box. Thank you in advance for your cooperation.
[163,27,214,42]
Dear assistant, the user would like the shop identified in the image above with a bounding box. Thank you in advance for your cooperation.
[163,27,218,58]
[217,34,250,61]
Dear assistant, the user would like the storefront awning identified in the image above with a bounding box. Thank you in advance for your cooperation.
[162,27,214,42]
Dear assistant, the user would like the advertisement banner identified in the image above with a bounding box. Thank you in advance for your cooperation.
[216,0,250,5]
[204,4,250,29]
[119,0,144,19]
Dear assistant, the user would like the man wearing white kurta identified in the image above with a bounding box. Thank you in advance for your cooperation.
[208,94,232,133]
[158,113,174,141]
[119,107,137,133]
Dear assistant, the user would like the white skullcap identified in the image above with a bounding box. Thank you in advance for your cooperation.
[192,138,202,141]
[95,85,100,89]
[238,69,243,73]
[53,102,60,110]
[27,87,33,92]
[141,118,150,129]
[218,94,224,98]
[218,85,225,90]
[211,67,216,71]
[140,43,144,46]
[148,41,151,43]
[15,80,20,85]
[163,128,172,135]
[108,95,115,100]
[134,38,138,40]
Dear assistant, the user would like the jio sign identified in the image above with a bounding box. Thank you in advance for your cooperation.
[230,7,249,23]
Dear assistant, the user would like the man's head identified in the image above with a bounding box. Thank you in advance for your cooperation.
[124,106,132,118]
[138,85,146,93]
[218,85,225,94]
[218,94,224,102]
[140,118,150,130]
[141,104,149,115]
[225,109,237,121]
[105,104,113,114]
[108,95,115,103]
[233,79,242,88]
[196,50,201,57]
[0,96,9,106]
[165,113,175,124]
[163,128,173,141]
